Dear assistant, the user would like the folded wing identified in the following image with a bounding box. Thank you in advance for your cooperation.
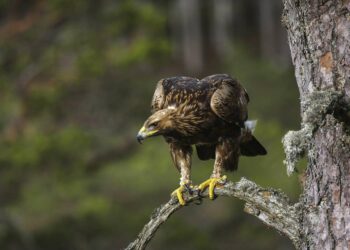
[205,74,249,127]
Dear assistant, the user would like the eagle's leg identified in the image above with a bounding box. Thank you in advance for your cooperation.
[169,143,193,205]
[198,161,227,200]
[199,138,236,199]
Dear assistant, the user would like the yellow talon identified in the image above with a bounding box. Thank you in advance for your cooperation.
[198,175,227,200]
[171,185,186,205]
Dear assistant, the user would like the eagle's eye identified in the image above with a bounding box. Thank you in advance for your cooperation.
[148,122,158,130]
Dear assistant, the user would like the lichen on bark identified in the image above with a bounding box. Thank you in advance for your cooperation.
[282,90,344,175]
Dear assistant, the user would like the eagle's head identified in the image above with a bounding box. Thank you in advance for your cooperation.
[137,109,175,143]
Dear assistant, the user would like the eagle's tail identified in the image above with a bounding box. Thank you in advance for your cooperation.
[240,120,267,156]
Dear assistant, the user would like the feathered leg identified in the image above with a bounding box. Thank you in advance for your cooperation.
[169,143,193,205]
[199,138,238,199]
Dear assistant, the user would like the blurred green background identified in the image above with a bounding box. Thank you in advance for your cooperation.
[0,0,301,249]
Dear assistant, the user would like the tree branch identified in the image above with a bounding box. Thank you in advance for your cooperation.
[125,177,301,250]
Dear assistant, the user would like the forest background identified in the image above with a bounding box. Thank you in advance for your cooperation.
[0,0,302,249]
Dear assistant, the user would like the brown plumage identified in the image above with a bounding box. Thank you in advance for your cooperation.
[137,74,266,204]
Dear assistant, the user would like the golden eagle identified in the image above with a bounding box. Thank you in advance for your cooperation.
[137,74,266,205]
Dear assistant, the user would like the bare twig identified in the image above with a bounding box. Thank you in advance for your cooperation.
[125,177,301,250]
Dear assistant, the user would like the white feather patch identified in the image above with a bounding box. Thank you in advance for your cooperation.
[244,120,257,133]
[168,105,177,110]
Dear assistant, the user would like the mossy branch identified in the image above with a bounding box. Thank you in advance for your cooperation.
[125,178,301,250]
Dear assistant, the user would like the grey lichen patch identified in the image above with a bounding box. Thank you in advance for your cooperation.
[301,90,342,127]
[282,128,312,176]
[266,187,292,204]
[283,90,343,176]
[236,177,257,191]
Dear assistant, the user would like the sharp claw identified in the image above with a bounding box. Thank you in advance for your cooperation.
[176,189,185,205]
[209,179,217,199]
[198,179,211,192]
[198,176,227,200]
[171,185,186,205]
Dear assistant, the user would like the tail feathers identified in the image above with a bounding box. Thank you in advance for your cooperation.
[241,120,267,156]
[240,135,267,156]
[244,120,257,133]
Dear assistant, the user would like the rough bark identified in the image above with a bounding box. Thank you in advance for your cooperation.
[125,178,300,250]
[282,0,350,249]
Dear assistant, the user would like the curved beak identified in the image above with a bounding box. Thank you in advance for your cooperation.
[136,133,145,144]
[136,126,146,144]
[136,126,158,144]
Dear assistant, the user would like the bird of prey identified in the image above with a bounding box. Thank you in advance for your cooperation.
[137,74,267,205]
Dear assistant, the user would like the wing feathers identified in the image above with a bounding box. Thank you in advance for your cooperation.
[151,74,249,127]
[210,77,249,126]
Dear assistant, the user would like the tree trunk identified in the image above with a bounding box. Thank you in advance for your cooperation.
[282,0,350,249]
